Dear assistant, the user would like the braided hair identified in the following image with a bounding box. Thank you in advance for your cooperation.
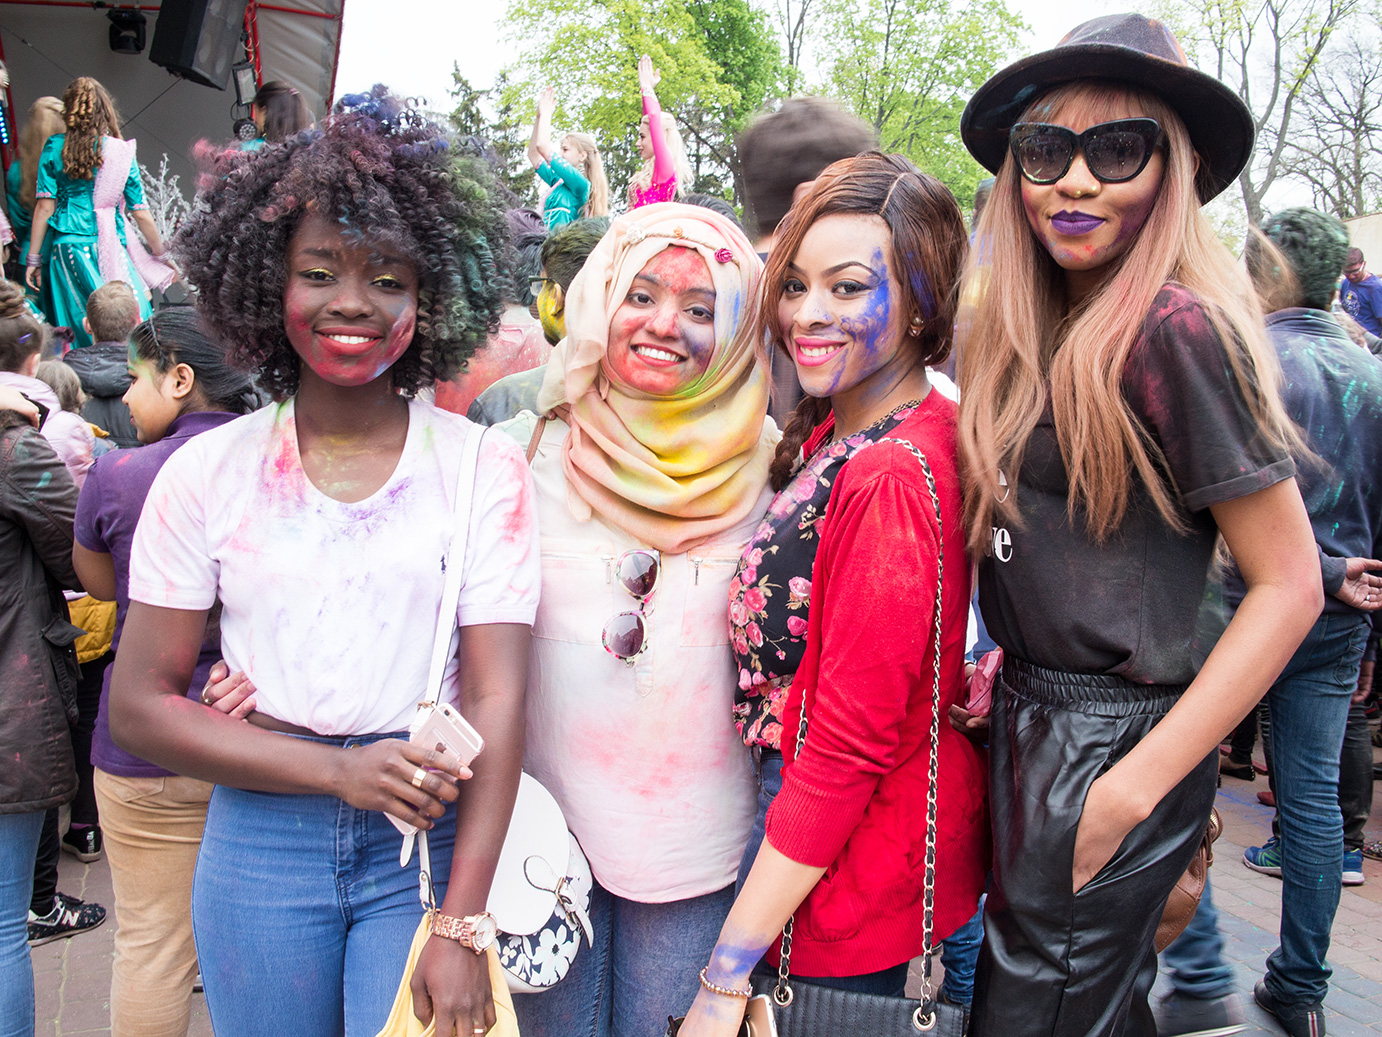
[174,86,512,399]
[60,77,122,180]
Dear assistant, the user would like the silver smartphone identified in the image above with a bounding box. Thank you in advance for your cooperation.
[387,703,484,836]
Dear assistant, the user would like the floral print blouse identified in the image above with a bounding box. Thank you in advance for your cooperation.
[731,402,921,749]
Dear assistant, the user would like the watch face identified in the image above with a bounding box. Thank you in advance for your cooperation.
[473,913,498,950]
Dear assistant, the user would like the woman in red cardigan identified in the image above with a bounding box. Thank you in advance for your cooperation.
[676,152,989,1036]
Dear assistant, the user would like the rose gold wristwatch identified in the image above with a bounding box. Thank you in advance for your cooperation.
[431,910,498,954]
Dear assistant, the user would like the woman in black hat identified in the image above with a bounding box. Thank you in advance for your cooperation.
[956,14,1322,1036]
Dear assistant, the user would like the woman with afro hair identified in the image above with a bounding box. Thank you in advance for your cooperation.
[109,88,539,1037]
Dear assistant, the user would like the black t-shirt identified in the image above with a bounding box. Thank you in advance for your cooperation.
[978,284,1294,685]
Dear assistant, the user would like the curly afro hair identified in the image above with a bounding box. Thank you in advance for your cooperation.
[174,86,511,399]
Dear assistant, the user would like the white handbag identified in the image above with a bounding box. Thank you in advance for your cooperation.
[489,774,594,993]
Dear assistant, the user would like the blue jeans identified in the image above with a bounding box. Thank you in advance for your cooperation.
[1263,612,1368,1005]
[1161,877,1236,999]
[940,897,985,1005]
[511,878,735,1037]
[0,811,43,1037]
[736,749,784,895]
[190,733,456,1037]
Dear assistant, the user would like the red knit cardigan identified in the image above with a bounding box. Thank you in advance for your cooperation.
[764,395,990,976]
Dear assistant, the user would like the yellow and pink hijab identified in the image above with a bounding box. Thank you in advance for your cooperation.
[536,201,777,553]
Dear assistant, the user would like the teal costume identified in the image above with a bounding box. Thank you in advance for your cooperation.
[34,134,152,347]
[7,162,55,322]
[537,155,590,229]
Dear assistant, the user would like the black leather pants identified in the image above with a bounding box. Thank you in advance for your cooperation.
[970,658,1218,1037]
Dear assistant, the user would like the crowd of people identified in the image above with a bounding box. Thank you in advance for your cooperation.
[2,11,1381,1037]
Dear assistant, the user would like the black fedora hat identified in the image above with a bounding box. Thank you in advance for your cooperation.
[960,13,1252,202]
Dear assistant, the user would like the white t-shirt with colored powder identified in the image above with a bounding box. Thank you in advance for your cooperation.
[129,398,540,735]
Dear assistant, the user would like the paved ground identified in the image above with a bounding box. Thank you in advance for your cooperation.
[33,757,1382,1035]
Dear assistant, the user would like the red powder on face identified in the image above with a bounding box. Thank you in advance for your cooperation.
[646,245,710,295]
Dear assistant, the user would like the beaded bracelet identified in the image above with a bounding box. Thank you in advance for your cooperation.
[698,966,751,999]
[25,254,40,268]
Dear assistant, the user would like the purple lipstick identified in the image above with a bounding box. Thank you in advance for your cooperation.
[1050,211,1106,235]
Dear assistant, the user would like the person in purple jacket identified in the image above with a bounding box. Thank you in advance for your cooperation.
[70,307,260,1037]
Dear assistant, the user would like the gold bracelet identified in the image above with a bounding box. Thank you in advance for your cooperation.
[699,966,751,999]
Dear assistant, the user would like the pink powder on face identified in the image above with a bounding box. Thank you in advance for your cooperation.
[648,245,710,295]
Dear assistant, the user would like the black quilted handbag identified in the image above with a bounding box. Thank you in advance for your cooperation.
[746,438,968,1037]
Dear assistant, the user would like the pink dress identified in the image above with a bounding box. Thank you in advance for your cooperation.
[629,92,677,209]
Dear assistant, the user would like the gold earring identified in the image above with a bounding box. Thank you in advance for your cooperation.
[909,316,923,337]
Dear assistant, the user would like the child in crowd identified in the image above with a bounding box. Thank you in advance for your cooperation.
[72,307,260,1037]
[628,55,690,209]
[63,281,142,449]
[527,87,609,228]
[0,284,91,484]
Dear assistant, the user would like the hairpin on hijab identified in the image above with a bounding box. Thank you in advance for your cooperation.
[624,221,735,264]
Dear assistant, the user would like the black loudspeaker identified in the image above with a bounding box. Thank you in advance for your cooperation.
[148,0,249,90]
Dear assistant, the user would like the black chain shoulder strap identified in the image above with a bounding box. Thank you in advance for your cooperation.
[775,435,946,1013]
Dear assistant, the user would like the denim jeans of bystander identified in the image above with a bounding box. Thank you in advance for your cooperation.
[1261,612,1369,1006]
[0,811,45,1037]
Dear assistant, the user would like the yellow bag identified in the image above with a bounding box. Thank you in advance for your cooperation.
[67,595,116,664]
[375,913,520,1037]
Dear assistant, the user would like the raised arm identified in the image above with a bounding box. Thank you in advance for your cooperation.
[527,86,556,170]
[638,55,674,190]
[1071,477,1322,890]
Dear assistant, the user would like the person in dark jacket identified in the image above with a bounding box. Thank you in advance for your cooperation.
[0,396,84,1037]
[62,281,141,449]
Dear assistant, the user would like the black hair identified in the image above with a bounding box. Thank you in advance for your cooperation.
[130,308,262,415]
[541,217,609,293]
[174,86,512,399]
[514,231,548,307]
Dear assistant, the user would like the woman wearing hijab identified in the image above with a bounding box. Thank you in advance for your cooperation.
[501,202,776,1037]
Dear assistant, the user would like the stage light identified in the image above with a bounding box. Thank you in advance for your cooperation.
[108,9,148,55]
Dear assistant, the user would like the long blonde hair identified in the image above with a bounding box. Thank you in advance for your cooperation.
[629,110,691,200]
[565,131,609,217]
[18,97,65,211]
[60,77,122,180]
[957,80,1299,556]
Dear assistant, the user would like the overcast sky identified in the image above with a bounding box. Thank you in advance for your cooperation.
[334,0,1086,112]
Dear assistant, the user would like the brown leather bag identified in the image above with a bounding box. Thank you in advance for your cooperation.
[1155,807,1222,952]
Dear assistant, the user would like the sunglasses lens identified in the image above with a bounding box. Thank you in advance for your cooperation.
[602,611,646,659]
[616,551,658,599]
[1085,130,1150,181]
[1015,131,1072,183]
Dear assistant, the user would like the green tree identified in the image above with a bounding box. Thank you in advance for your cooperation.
[500,0,783,210]
[1156,0,1363,224]
[820,0,1025,207]
[449,68,534,206]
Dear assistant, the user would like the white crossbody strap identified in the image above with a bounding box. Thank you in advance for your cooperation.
[415,426,487,727]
